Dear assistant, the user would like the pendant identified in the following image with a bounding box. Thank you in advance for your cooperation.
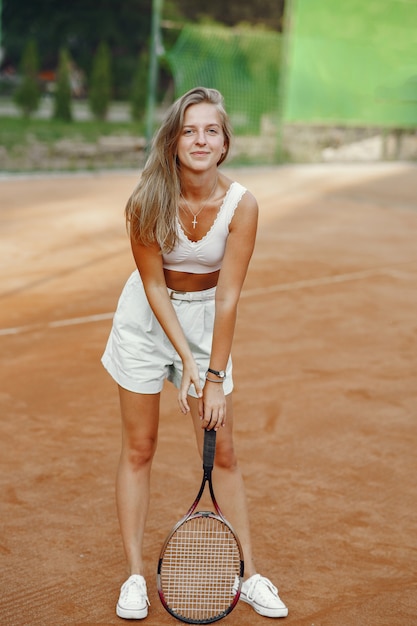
[192,215,198,229]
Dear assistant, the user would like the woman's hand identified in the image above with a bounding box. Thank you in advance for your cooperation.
[199,381,226,430]
[178,357,203,414]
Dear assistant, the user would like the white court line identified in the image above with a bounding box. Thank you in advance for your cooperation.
[0,312,114,336]
[0,265,414,337]
[240,266,397,298]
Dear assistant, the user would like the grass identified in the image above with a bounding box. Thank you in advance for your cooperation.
[0,115,145,152]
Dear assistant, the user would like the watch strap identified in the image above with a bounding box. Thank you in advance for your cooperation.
[207,367,226,379]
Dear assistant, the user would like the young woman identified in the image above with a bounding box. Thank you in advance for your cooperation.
[101,87,288,620]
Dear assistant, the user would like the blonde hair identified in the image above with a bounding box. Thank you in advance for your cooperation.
[125,87,232,252]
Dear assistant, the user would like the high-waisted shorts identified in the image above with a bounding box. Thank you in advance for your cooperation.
[101,270,233,397]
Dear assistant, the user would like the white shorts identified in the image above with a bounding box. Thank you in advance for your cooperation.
[101,270,233,397]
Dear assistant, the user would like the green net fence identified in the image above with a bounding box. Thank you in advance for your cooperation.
[167,24,282,135]
[283,0,417,128]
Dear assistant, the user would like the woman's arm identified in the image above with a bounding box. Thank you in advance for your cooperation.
[130,237,203,412]
[201,190,258,427]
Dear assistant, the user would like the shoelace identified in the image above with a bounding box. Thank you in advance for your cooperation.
[123,576,150,606]
[245,574,278,601]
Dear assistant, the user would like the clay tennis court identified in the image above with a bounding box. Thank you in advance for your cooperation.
[1,162,416,625]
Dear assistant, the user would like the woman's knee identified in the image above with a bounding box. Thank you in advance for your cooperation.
[215,439,238,471]
[123,435,158,471]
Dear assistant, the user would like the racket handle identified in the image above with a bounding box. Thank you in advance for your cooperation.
[203,428,217,470]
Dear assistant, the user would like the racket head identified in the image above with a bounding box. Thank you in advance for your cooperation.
[157,511,244,624]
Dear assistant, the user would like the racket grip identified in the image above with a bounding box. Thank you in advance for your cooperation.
[203,428,217,470]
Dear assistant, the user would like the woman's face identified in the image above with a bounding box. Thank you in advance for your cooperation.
[176,102,226,174]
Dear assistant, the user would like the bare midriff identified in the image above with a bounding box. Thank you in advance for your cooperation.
[164,268,220,292]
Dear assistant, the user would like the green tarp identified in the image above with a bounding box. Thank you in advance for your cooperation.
[283,0,417,127]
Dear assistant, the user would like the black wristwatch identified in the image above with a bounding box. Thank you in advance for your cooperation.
[207,367,227,380]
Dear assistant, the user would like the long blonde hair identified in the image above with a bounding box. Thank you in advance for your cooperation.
[125,87,232,252]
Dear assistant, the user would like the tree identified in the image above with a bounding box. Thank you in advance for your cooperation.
[3,1,284,100]
[13,39,41,117]
[130,51,149,121]
[88,41,112,120]
[165,0,284,30]
[53,47,73,121]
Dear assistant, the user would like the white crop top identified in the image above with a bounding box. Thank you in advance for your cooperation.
[162,181,247,274]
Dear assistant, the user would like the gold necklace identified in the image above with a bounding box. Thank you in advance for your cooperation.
[181,177,218,229]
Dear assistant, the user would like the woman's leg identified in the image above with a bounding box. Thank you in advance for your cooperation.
[116,386,160,576]
[188,393,257,579]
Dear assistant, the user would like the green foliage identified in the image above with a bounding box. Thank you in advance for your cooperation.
[88,42,112,120]
[171,0,284,29]
[130,52,149,122]
[3,0,152,98]
[53,48,73,121]
[3,1,284,102]
[112,56,138,100]
[13,39,41,118]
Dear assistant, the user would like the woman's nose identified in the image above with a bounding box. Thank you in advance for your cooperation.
[195,130,206,145]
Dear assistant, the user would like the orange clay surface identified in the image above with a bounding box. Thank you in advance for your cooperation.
[1,163,417,626]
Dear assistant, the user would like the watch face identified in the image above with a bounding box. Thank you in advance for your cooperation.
[208,368,226,379]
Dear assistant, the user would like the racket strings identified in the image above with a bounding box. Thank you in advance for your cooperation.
[159,514,242,622]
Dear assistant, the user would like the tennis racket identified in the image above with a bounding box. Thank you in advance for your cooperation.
[157,428,244,624]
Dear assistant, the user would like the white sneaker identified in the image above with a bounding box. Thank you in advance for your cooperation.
[233,573,288,618]
[116,574,150,620]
